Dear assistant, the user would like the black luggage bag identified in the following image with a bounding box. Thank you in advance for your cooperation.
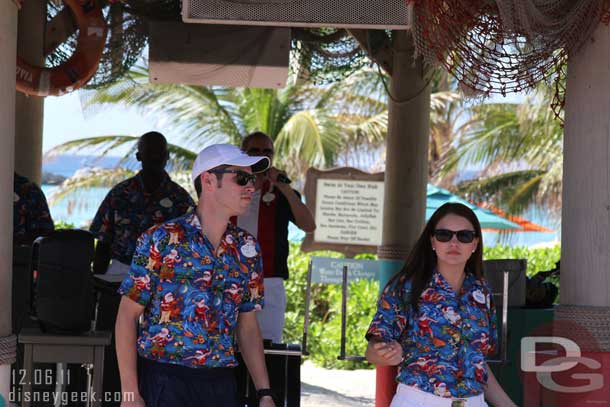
[31,229,96,333]
[236,341,301,407]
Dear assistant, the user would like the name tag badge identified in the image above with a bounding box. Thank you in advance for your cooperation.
[473,290,486,304]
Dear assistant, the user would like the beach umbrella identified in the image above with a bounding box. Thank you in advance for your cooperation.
[426,185,520,230]
[476,203,554,233]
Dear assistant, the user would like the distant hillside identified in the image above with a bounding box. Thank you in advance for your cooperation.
[43,154,122,178]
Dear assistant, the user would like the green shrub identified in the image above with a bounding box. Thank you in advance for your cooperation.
[284,242,561,370]
[54,220,76,230]
[283,244,378,369]
[484,244,561,301]
[483,245,561,277]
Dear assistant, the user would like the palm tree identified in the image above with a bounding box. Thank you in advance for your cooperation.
[47,63,474,210]
[360,69,472,186]
[47,64,391,200]
[444,85,563,215]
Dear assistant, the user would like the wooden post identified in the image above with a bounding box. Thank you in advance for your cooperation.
[558,21,610,407]
[15,0,45,184]
[0,1,18,403]
[563,21,610,308]
[376,30,430,407]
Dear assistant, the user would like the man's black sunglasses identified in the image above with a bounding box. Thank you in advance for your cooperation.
[209,169,256,186]
[246,147,274,157]
[433,229,477,243]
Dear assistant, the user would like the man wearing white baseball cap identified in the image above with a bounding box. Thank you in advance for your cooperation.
[115,144,276,407]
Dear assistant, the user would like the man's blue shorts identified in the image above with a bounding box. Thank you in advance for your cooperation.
[138,357,239,407]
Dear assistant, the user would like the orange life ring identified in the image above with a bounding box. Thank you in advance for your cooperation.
[16,0,107,97]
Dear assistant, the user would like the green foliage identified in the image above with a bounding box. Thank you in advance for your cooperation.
[54,220,76,230]
[484,244,561,302]
[449,85,564,215]
[284,242,561,370]
[483,245,561,277]
[283,243,378,370]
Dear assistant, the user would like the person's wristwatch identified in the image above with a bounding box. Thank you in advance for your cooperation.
[256,388,274,400]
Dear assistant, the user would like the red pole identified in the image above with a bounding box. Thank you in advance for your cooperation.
[375,365,397,407]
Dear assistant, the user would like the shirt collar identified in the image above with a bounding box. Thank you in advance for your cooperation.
[135,170,171,192]
[186,212,236,239]
[432,268,478,294]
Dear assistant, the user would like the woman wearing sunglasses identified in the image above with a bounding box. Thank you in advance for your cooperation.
[365,203,517,407]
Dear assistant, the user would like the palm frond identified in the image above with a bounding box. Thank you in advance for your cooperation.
[506,174,544,214]
[454,169,546,213]
[49,168,136,204]
[275,110,342,181]
[45,135,139,159]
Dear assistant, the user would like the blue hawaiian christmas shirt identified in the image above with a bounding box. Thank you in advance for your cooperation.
[118,212,265,368]
[366,269,497,398]
[90,171,194,264]
[13,173,54,241]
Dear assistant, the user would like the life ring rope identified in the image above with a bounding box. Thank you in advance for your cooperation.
[16,0,107,97]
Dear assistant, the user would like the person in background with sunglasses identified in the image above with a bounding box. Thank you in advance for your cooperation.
[236,131,316,344]
[365,203,517,407]
[115,144,276,407]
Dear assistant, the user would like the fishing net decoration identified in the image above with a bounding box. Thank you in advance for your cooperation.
[290,28,373,84]
[45,0,375,89]
[45,0,180,90]
[49,0,610,109]
[409,0,610,121]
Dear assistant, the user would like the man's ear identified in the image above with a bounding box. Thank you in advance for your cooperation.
[202,172,213,187]
[136,151,142,162]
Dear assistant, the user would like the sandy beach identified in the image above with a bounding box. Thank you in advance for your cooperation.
[300,361,375,407]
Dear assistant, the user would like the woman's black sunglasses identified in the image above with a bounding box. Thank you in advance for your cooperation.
[433,229,477,243]
[209,169,256,186]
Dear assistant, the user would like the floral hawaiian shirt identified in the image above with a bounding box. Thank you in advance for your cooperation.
[118,212,265,368]
[366,269,497,398]
[14,173,54,241]
[90,171,194,265]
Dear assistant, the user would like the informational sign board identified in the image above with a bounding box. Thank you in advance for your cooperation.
[301,167,384,257]
[310,256,379,284]
[314,179,384,245]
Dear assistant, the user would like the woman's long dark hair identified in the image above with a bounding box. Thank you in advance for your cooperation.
[386,202,484,313]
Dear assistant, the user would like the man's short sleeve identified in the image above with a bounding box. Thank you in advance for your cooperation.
[239,240,265,313]
[117,229,158,306]
[175,187,195,213]
[365,277,410,342]
[89,190,115,242]
[28,183,54,234]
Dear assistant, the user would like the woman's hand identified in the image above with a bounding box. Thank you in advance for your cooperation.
[120,392,145,407]
[259,395,276,407]
[366,339,403,366]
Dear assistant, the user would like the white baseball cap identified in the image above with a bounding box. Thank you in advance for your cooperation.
[191,144,270,182]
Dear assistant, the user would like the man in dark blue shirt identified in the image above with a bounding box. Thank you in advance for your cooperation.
[90,131,194,275]
[13,172,54,245]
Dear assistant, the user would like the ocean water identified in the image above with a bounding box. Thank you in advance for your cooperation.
[41,184,109,228]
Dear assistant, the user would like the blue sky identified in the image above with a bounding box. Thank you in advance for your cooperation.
[43,92,172,154]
